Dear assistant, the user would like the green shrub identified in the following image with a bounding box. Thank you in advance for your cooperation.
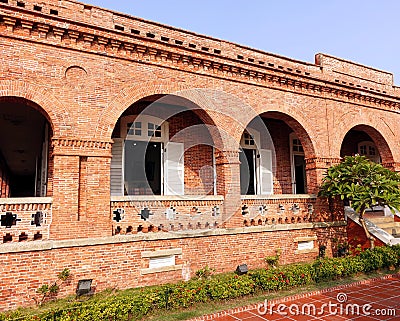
[156,280,209,309]
[207,273,256,300]
[194,265,215,279]
[313,257,346,281]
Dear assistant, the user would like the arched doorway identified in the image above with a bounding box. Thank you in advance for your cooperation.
[110,94,217,197]
[289,133,307,194]
[240,112,314,195]
[340,125,393,164]
[239,128,273,196]
[0,97,52,197]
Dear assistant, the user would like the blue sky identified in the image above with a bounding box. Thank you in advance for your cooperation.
[83,0,400,84]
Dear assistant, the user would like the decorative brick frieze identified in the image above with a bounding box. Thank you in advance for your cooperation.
[305,157,342,170]
[0,9,399,111]
[51,138,112,157]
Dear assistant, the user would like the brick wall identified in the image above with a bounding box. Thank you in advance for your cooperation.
[0,0,400,311]
[0,225,345,311]
[169,111,215,195]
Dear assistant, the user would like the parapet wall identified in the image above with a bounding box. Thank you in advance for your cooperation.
[316,53,394,93]
[2,0,397,99]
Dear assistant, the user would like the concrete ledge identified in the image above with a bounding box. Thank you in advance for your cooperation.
[141,264,183,275]
[241,194,317,201]
[111,195,224,202]
[295,248,319,255]
[345,207,400,245]
[141,248,182,258]
[294,236,317,242]
[0,197,53,205]
[0,221,346,254]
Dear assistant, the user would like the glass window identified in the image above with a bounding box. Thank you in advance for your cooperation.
[148,123,162,137]
[292,138,303,152]
[127,122,142,136]
[244,132,255,146]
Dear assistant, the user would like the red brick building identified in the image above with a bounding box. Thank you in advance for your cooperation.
[1,0,399,311]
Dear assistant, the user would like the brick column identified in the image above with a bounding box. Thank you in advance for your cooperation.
[305,157,341,194]
[215,149,242,227]
[50,154,80,239]
[382,162,400,172]
[305,157,344,222]
[50,138,113,240]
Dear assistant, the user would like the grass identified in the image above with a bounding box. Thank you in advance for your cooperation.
[142,269,396,321]
[4,269,397,321]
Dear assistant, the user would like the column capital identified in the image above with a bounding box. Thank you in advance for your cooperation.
[215,149,240,165]
[51,138,112,157]
[305,157,341,170]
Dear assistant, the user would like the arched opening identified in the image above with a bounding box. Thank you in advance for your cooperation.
[110,95,217,197]
[240,112,314,195]
[340,125,393,164]
[239,125,274,196]
[0,97,52,197]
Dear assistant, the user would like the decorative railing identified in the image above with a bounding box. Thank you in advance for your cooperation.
[0,197,52,243]
[240,194,317,227]
[111,195,224,234]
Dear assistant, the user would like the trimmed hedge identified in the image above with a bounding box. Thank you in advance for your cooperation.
[1,244,399,321]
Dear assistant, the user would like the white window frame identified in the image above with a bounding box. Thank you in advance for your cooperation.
[118,115,170,195]
[289,133,305,194]
[240,129,273,195]
[121,115,168,142]
[357,141,380,163]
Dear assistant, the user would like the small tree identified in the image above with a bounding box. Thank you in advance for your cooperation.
[35,268,71,305]
[319,155,400,249]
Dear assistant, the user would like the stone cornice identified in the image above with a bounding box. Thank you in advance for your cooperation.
[1,9,400,111]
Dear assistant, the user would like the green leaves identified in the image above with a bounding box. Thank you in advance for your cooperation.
[319,155,400,216]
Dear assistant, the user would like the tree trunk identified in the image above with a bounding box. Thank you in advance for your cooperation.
[359,208,375,249]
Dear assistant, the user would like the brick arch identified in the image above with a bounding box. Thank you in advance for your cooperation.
[340,124,395,164]
[334,115,395,164]
[239,110,317,194]
[95,81,244,150]
[0,80,71,137]
[250,110,317,158]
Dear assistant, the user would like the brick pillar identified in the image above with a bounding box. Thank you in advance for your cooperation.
[382,161,400,172]
[84,156,112,236]
[50,139,113,240]
[305,157,341,194]
[215,149,242,227]
[305,157,343,222]
[50,154,80,239]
